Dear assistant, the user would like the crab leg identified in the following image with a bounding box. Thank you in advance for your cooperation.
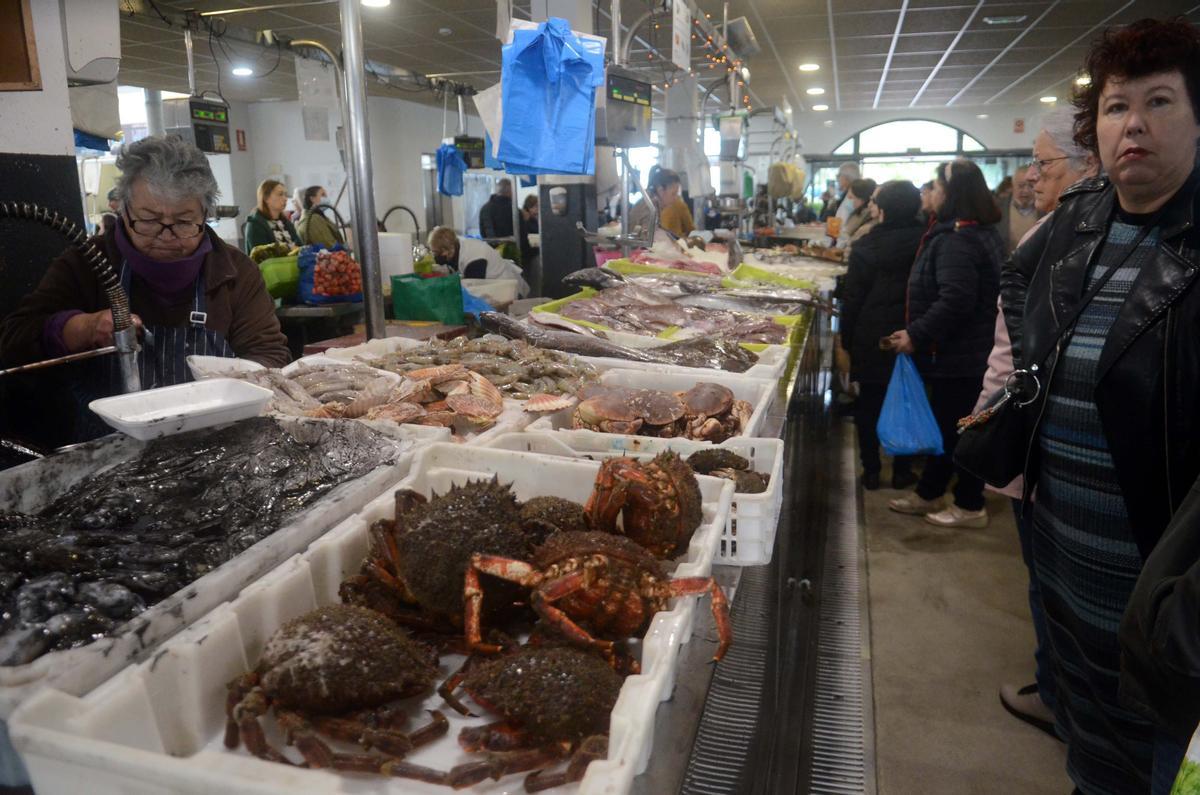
[465,555,543,653]
[224,672,259,748]
[531,574,614,653]
[443,744,570,789]
[668,577,732,661]
[525,734,609,792]
[459,720,528,752]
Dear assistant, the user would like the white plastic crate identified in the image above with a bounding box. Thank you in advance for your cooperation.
[526,367,776,443]
[11,444,734,795]
[576,347,786,384]
[483,431,784,566]
[0,418,441,720]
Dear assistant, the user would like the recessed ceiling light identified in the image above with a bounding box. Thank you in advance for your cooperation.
[1040,95,1057,103]
[983,15,1027,24]
[231,66,253,77]
[1075,74,1091,86]
[976,113,988,119]
[362,0,391,7]
[798,63,820,72]
[823,120,834,127]
[812,104,828,111]
[806,87,825,95]
[438,27,453,36]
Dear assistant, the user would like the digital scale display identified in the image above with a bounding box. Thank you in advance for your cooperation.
[608,74,651,107]
[191,106,228,123]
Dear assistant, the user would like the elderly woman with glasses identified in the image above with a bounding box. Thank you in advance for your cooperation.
[999,17,1200,794]
[0,136,290,438]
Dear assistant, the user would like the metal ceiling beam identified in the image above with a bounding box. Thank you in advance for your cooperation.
[1001,0,1136,106]
[872,0,909,109]
[945,0,1060,106]
[909,0,984,107]
[825,0,841,110]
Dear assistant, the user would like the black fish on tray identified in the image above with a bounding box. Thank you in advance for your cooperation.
[0,418,398,666]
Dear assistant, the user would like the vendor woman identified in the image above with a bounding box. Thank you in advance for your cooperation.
[244,178,302,253]
[427,227,530,297]
[0,136,290,437]
[628,165,695,239]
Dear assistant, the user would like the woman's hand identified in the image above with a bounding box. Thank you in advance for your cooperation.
[63,310,143,352]
[887,329,915,354]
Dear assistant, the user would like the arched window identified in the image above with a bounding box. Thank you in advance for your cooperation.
[833,119,986,156]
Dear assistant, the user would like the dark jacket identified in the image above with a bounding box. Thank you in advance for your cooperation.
[906,220,1003,379]
[244,209,301,254]
[1120,472,1200,741]
[0,226,291,369]
[479,194,514,239]
[1000,168,1200,558]
[840,218,924,384]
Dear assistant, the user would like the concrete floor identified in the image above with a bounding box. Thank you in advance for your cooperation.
[859,449,1071,794]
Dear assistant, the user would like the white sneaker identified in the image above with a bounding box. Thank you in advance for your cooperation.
[924,505,989,528]
[888,494,942,515]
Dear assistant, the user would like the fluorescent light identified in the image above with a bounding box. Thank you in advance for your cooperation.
[799,63,820,72]
[1040,95,1056,103]
[976,113,989,119]
[1075,74,1091,86]
[983,15,1027,24]
[812,104,829,111]
[231,66,253,77]
[806,87,825,96]
[362,0,391,6]
[823,120,834,127]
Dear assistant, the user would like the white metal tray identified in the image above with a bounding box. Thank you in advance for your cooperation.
[10,444,734,795]
[88,379,274,440]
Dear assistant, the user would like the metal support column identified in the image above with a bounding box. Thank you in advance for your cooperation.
[338,0,385,339]
[145,89,165,137]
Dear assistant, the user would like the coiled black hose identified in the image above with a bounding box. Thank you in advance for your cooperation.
[379,204,420,240]
[0,202,132,330]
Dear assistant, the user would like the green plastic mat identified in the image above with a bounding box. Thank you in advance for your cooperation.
[727,262,817,289]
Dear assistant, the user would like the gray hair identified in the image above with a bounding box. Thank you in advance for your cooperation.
[837,162,861,179]
[1038,107,1092,171]
[113,135,220,213]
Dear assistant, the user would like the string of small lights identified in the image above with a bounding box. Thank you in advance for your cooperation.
[644,13,751,109]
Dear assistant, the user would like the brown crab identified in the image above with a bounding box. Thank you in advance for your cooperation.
[465,530,732,661]
[394,645,619,791]
[676,383,753,442]
[223,604,448,773]
[571,386,686,437]
[584,450,703,558]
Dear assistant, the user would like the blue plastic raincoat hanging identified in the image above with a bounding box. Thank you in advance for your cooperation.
[498,17,604,175]
[436,143,467,196]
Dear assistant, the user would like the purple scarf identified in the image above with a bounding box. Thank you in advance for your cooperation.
[114,220,212,300]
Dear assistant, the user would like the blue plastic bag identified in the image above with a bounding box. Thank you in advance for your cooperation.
[876,354,944,456]
[498,18,604,175]
[437,143,467,196]
[460,286,495,317]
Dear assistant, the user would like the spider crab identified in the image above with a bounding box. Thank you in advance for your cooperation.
[465,530,732,662]
[394,645,619,791]
[224,604,449,774]
[584,450,703,558]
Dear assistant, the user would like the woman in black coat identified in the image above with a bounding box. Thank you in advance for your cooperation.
[886,159,1003,528]
[840,180,925,490]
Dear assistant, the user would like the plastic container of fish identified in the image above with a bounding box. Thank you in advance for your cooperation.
[525,367,776,442]
[576,345,787,383]
[0,418,435,721]
[483,431,784,566]
[88,379,275,440]
[10,444,734,795]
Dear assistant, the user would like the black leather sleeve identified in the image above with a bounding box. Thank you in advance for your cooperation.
[1000,212,1055,366]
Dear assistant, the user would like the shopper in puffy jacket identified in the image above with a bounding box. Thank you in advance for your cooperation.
[886,158,1003,528]
[840,180,924,491]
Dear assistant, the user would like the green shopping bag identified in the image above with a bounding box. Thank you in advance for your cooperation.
[258,255,299,300]
[391,274,465,325]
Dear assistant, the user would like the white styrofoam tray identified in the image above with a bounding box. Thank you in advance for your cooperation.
[576,346,786,383]
[483,431,784,566]
[526,368,776,443]
[0,418,435,719]
[88,379,274,440]
[11,444,734,795]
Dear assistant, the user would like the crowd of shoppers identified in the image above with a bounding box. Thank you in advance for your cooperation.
[838,15,1200,794]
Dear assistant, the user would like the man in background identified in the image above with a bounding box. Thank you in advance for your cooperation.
[998,165,1038,255]
[479,178,514,239]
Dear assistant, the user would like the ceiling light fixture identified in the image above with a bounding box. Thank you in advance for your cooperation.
[231,66,253,77]
[362,0,391,7]
[983,15,1027,24]
[806,87,825,95]
[823,120,834,127]
[798,63,820,72]
[1040,95,1056,103]
[812,104,828,111]
[438,27,453,36]
[1075,74,1091,86]
[976,113,988,119]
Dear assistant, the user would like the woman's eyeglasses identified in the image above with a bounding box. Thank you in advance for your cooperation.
[124,207,206,239]
[1026,156,1071,174]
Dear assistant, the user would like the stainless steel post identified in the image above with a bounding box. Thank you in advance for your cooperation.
[610,0,622,67]
[112,327,141,394]
[184,28,196,96]
[338,0,385,339]
[145,89,165,137]
[620,150,630,257]
[456,94,466,135]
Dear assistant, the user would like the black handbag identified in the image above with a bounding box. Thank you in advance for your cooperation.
[953,218,1160,488]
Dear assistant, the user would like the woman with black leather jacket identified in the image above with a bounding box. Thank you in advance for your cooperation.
[886,159,1004,528]
[999,18,1200,795]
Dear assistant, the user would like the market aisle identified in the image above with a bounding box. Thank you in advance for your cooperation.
[860,454,1070,794]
